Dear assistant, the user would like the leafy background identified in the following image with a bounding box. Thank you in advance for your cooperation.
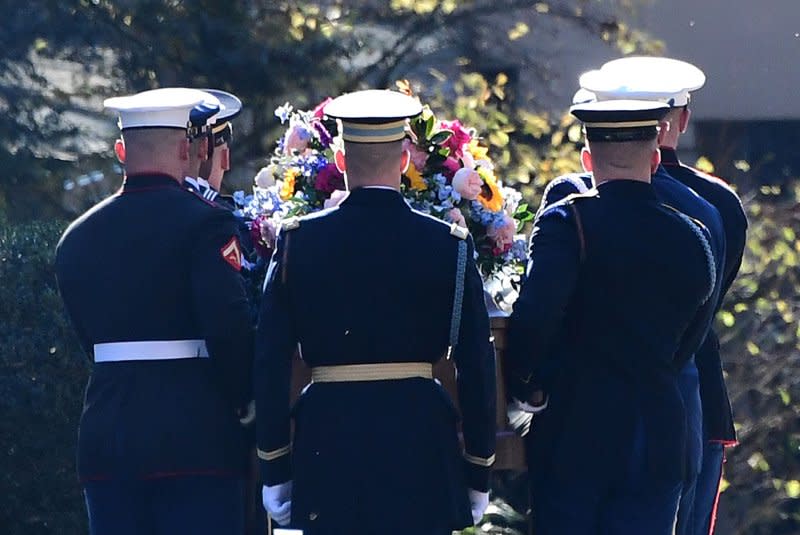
[0,1,797,533]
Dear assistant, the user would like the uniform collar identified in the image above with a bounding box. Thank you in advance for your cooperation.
[122,173,182,192]
[596,179,657,200]
[341,186,408,208]
[659,147,681,166]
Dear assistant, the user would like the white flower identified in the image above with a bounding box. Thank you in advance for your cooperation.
[254,165,277,188]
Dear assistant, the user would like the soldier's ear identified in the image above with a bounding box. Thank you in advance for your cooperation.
[401,149,411,174]
[580,147,593,173]
[651,147,662,174]
[679,107,691,134]
[334,149,347,173]
[114,139,126,164]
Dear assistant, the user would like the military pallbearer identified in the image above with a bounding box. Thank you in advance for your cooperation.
[254,89,496,535]
[506,99,717,535]
[56,88,254,535]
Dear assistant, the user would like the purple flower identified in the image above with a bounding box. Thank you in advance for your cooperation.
[315,163,345,193]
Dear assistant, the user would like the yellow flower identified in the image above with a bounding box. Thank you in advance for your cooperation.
[404,162,427,191]
[477,167,504,212]
[467,139,489,162]
[279,168,299,201]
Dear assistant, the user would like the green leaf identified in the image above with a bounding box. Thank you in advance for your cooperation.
[786,480,800,499]
[425,115,435,138]
[718,310,735,328]
[747,452,770,472]
[429,130,454,145]
[779,388,791,406]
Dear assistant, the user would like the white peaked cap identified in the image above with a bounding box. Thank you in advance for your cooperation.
[580,57,706,107]
[103,88,215,130]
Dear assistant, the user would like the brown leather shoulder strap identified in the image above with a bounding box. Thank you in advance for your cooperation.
[568,203,586,263]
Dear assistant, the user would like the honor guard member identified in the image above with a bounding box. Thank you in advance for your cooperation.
[184,90,223,190]
[577,61,731,535]
[534,69,727,535]
[198,89,243,202]
[55,87,254,535]
[601,56,747,535]
[506,99,717,535]
[185,89,243,205]
[182,90,261,302]
[255,89,496,535]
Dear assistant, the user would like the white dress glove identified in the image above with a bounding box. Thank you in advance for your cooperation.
[507,395,549,437]
[468,489,490,525]
[262,481,292,526]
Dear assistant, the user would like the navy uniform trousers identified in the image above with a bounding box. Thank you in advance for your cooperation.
[84,477,244,535]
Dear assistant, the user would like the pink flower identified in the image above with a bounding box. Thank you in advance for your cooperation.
[441,157,461,179]
[438,119,472,159]
[312,97,333,119]
[447,208,467,228]
[402,138,429,171]
[315,163,345,193]
[283,122,312,155]
[452,167,483,200]
[324,189,348,209]
[487,214,516,255]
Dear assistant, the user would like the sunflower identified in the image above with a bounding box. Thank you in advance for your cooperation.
[477,167,504,212]
[279,168,299,201]
[404,162,428,191]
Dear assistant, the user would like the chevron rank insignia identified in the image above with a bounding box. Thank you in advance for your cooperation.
[220,236,242,271]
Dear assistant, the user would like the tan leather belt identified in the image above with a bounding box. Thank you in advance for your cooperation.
[311,362,433,383]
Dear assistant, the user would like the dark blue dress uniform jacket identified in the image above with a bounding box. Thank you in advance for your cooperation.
[507,180,715,489]
[537,169,726,478]
[254,187,496,533]
[55,173,254,481]
[661,147,747,444]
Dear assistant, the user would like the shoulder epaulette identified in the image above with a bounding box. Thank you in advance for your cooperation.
[566,188,598,201]
[449,223,468,240]
[660,203,708,230]
[281,217,301,232]
[183,185,218,208]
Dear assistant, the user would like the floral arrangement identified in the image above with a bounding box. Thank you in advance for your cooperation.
[233,96,532,308]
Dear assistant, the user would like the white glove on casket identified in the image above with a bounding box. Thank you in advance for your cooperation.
[262,481,292,526]
[469,489,490,525]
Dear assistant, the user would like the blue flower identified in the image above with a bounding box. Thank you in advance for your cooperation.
[511,239,527,261]
[233,190,247,206]
[274,102,293,124]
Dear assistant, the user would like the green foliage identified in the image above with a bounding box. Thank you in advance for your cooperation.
[0,220,89,535]
[713,182,800,534]
[2,0,643,221]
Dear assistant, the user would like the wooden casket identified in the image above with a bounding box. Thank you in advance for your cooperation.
[288,311,526,471]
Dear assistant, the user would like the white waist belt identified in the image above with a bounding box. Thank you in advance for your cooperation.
[93,340,209,362]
